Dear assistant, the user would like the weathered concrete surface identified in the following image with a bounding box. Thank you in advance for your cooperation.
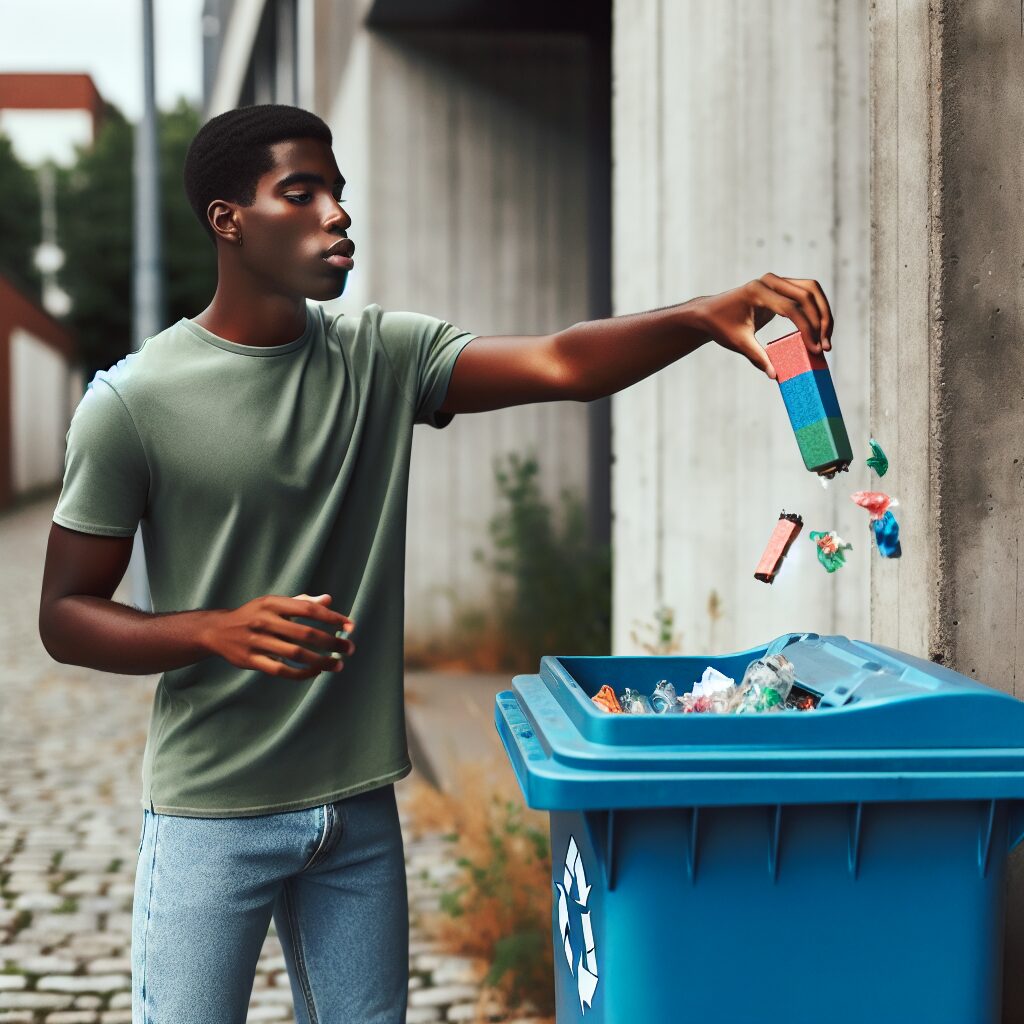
[611,0,872,654]
[870,2,1024,1018]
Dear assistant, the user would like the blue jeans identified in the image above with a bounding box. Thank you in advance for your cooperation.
[131,783,409,1023]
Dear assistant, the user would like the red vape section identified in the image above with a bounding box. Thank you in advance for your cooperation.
[755,512,804,583]
[765,330,828,383]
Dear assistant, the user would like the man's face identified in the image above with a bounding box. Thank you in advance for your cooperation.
[226,137,355,301]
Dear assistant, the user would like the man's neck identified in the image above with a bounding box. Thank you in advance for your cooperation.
[191,289,308,348]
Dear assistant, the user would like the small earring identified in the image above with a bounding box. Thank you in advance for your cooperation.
[237,232,243,247]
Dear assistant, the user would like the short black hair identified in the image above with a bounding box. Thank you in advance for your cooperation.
[183,103,333,246]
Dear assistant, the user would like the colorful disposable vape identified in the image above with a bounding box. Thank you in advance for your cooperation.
[754,511,804,584]
[765,330,853,478]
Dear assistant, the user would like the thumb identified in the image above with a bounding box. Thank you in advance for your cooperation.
[736,329,776,379]
[294,593,332,602]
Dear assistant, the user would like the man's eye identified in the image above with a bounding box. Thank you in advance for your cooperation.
[284,193,349,205]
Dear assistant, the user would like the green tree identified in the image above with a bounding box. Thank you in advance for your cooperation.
[0,129,43,301]
[55,98,216,383]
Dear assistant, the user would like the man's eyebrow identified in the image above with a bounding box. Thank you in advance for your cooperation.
[274,172,346,189]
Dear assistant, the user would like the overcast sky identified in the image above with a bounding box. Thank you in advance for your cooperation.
[0,0,207,121]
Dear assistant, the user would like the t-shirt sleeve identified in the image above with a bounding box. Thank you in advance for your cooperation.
[52,379,150,537]
[377,310,477,428]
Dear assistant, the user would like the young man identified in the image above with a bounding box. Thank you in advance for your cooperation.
[38,104,833,1023]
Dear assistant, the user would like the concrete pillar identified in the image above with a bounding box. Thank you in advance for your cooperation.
[870,2,1024,1017]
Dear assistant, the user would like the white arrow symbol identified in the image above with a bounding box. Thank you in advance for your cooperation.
[574,849,591,906]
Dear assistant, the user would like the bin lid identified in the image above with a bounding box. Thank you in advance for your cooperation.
[494,633,1024,809]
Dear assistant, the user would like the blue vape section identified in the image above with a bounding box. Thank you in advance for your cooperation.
[779,369,842,431]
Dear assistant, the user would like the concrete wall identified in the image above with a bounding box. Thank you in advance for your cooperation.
[870,3,1024,1017]
[10,328,72,496]
[313,22,597,643]
[611,0,871,655]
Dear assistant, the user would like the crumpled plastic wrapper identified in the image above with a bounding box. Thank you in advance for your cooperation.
[734,654,796,713]
[651,679,680,714]
[810,530,852,572]
[866,438,889,477]
[851,491,903,558]
[850,490,896,520]
[621,688,654,714]
[871,509,902,558]
[591,684,623,714]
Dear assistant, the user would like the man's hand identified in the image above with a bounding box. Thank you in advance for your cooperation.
[691,273,833,379]
[201,593,356,681]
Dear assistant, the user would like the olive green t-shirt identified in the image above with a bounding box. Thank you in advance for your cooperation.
[52,301,476,817]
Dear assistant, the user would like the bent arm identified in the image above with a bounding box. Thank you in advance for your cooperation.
[39,523,217,674]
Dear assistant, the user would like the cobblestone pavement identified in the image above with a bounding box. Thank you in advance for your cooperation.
[0,495,543,1024]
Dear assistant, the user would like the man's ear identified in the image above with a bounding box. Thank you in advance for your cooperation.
[207,200,241,246]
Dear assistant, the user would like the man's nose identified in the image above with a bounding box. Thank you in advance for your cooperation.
[325,204,351,232]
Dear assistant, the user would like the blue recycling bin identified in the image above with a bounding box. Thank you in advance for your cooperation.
[494,633,1024,1024]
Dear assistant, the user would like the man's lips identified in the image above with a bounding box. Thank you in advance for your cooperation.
[322,239,355,270]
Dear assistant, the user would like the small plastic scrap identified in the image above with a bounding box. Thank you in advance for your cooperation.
[591,684,623,714]
[809,530,852,573]
[850,490,896,520]
[734,654,796,713]
[851,490,903,558]
[754,511,804,584]
[620,688,654,714]
[650,679,680,713]
[871,509,902,558]
[866,438,889,477]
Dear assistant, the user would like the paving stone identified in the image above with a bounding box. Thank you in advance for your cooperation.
[3,873,55,894]
[432,958,486,986]
[43,1012,101,1023]
[0,946,39,962]
[18,956,78,974]
[248,988,294,1006]
[409,984,481,1008]
[82,957,130,975]
[0,992,75,1010]
[245,1007,291,1021]
[11,891,62,911]
[98,1012,132,1023]
[72,995,103,1009]
[0,979,26,992]
[405,1008,441,1024]
[447,1002,503,1022]
[105,994,131,1010]
[37,975,129,993]
[0,1011,34,1022]
[58,878,106,897]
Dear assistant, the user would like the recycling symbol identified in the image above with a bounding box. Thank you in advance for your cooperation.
[556,834,598,1012]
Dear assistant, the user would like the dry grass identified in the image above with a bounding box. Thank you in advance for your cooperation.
[407,757,555,1023]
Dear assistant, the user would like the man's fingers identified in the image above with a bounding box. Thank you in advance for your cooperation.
[254,635,343,672]
[790,277,834,348]
[272,614,352,655]
[750,280,819,356]
[250,653,321,680]
[275,596,355,631]
[765,272,827,352]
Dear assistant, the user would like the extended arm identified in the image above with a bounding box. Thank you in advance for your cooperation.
[38,523,354,679]
[439,273,833,414]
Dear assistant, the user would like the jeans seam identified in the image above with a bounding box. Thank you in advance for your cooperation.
[283,878,318,1023]
[300,805,330,872]
[141,812,159,1023]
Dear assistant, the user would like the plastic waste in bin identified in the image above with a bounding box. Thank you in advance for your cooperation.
[494,632,1024,1024]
